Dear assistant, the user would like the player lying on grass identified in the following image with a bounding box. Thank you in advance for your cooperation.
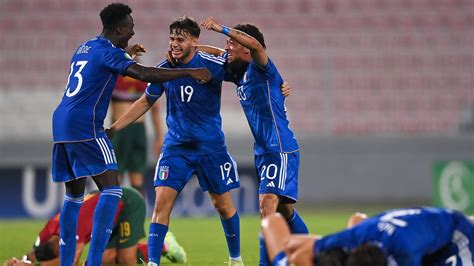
[3,187,186,266]
[262,207,474,266]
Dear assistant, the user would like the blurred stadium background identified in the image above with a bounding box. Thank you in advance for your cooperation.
[0,0,473,262]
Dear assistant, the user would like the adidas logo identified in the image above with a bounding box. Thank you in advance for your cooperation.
[59,238,66,246]
[266,181,275,187]
[226,179,233,185]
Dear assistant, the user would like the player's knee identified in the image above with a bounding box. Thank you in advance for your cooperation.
[276,204,294,219]
[152,196,173,220]
[259,195,279,218]
[102,249,117,264]
[211,199,233,217]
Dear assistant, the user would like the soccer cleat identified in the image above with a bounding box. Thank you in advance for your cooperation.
[163,232,187,263]
[228,256,244,266]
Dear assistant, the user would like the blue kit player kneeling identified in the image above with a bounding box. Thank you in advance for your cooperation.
[262,207,474,266]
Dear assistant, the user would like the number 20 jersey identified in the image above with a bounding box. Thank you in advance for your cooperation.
[53,36,134,143]
[225,55,299,155]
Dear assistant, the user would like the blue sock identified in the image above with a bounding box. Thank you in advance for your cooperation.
[287,210,309,234]
[59,193,84,266]
[148,223,168,265]
[86,186,122,266]
[259,232,271,266]
[220,212,240,259]
[272,251,289,266]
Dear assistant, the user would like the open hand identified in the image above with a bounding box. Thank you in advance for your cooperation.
[281,81,291,97]
[125,44,146,59]
[201,17,222,32]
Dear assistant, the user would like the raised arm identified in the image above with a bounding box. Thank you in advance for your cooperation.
[125,63,211,84]
[107,94,156,138]
[201,17,268,66]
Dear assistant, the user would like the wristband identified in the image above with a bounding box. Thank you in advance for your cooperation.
[221,26,231,36]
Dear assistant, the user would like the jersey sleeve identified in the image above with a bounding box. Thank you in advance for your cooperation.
[249,57,277,79]
[101,47,134,75]
[145,82,164,100]
[314,228,362,253]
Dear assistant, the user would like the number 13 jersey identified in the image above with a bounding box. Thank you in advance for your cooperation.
[53,36,134,143]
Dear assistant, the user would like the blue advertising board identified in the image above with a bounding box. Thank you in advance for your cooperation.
[0,165,259,218]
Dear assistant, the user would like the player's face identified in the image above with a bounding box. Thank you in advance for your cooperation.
[225,38,251,64]
[117,15,135,49]
[169,29,197,64]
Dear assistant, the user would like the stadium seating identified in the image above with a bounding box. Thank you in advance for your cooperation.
[0,0,473,137]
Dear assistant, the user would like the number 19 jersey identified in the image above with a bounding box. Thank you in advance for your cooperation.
[53,36,134,143]
[146,52,227,154]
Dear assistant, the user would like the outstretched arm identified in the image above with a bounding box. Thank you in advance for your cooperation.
[201,17,268,66]
[107,94,156,138]
[125,63,211,84]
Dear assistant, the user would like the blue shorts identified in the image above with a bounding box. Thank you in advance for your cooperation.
[255,152,299,204]
[153,150,240,194]
[52,138,118,182]
[425,212,474,265]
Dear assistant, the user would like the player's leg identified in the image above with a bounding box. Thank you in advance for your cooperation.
[261,213,291,266]
[52,143,86,266]
[129,172,145,193]
[258,193,279,266]
[148,186,178,266]
[198,152,242,265]
[87,170,122,266]
[127,123,148,195]
[61,178,86,266]
[102,248,117,265]
[149,153,192,266]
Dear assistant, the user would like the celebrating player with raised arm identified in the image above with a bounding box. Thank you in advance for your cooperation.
[108,16,243,266]
[51,3,210,266]
[200,17,309,265]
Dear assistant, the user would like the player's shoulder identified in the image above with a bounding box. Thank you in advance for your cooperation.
[155,59,172,68]
[197,51,226,66]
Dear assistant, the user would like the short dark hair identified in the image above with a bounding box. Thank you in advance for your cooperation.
[346,244,387,266]
[169,16,201,38]
[34,242,57,261]
[233,24,266,49]
[315,248,348,266]
[100,3,132,29]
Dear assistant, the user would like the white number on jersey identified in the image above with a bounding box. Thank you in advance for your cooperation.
[65,61,88,97]
[260,164,278,181]
[220,162,233,180]
[180,85,194,102]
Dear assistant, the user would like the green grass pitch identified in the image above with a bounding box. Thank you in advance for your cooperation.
[0,210,379,265]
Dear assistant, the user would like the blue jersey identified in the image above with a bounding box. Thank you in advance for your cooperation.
[146,52,227,154]
[315,207,473,266]
[53,36,134,142]
[225,55,299,155]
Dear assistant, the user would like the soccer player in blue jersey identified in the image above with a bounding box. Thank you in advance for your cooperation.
[51,4,210,266]
[262,208,474,266]
[108,16,244,266]
[200,17,309,265]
